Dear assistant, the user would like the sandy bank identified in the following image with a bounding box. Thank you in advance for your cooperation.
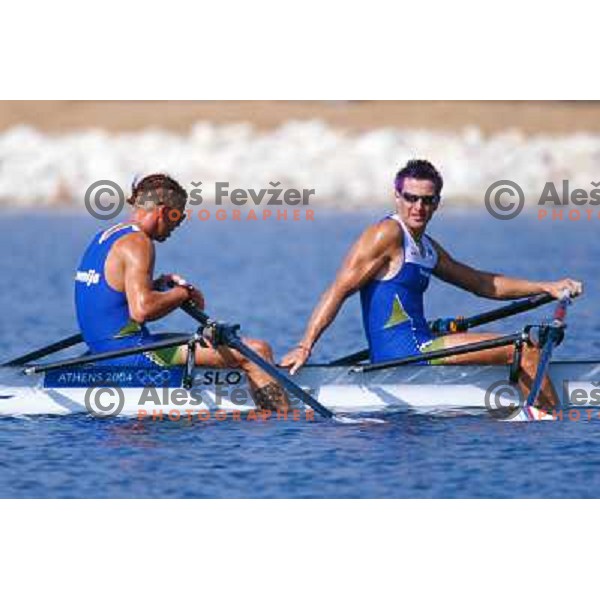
[1,101,599,135]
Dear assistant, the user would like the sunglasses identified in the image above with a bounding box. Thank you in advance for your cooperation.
[400,192,441,206]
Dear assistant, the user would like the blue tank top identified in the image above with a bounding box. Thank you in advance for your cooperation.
[360,214,438,362]
[74,223,150,352]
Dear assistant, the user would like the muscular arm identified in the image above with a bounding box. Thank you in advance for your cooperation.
[114,233,191,323]
[297,220,399,349]
[431,238,565,299]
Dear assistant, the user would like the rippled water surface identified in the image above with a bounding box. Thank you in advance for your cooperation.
[0,210,599,497]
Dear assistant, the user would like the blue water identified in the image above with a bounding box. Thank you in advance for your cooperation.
[1,209,599,498]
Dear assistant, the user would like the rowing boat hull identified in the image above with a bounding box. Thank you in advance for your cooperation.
[1,361,599,417]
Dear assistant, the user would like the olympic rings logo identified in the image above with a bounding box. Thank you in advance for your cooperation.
[135,370,172,387]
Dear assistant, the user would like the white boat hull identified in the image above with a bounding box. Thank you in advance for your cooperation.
[1,361,600,418]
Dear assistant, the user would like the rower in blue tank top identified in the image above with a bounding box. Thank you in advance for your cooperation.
[359,213,438,362]
[75,222,157,366]
[282,159,582,413]
[72,173,291,411]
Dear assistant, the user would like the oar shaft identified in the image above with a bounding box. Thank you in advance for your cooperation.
[3,334,84,367]
[355,333,522,373]
[225,336,334,419]
[24,334,192,374]
[463,293,553,330]
[180,301,334,419]
[525,335,556,407]
[328,349,369,366]
[179,302,210,325]
[525,292,571,407]
[329,294,554,366]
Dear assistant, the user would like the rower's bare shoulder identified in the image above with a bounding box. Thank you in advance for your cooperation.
[112,231,154,266]
[358,219,402,254]
[114,230,153,253]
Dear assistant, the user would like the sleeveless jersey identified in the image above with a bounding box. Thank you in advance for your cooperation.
[359,214,438,362]
[74,223,150,352]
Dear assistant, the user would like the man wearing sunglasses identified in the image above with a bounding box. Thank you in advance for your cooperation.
[281,159,582,409]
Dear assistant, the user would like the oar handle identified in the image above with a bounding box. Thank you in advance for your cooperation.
[553,289,572,322]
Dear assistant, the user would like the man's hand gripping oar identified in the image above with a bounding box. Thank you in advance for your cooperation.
[180,300,384,423]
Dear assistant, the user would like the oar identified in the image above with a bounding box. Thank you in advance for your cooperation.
[3,333,84,367]
[22,334,193,374]
[3,278,201,368]
[430,292,554,333]
[523,291,571,419]
[179,302,336,420]
[153,278,343,420]
[16,298,356,421]
[328,293,554,366]
[352,332,524,373]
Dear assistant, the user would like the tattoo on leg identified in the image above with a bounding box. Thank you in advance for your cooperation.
[253,382,290,410]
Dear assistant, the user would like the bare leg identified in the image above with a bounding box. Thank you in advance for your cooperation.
[174,337,291,411]
[435,332,558,412]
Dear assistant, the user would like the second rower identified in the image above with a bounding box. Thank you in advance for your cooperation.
[282,159,583,410]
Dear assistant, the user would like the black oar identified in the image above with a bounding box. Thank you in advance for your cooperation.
[23,334,193,374]
[3,333,84,367]
[328,293,554,366]
[523,291,571,419]
[328,348,371,366]
[352,332,524,373]
[179,302,335,420]
[439,292,554,332]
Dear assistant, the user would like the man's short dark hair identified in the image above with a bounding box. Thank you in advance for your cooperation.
[128,173,188,210]
[394,160,443,196]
